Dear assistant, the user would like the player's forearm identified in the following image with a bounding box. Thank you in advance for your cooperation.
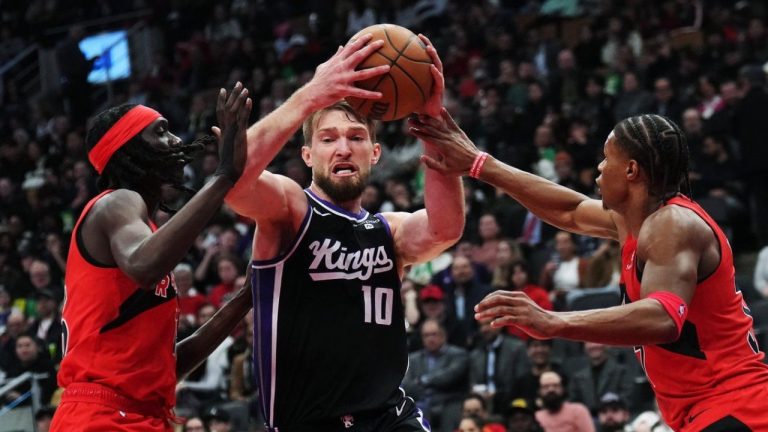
[176,272,252,380]
[226,86,317,204]
[423,167,464,242]
[128,176,233,287]
[478,155,590,231]
[553,299,678,345]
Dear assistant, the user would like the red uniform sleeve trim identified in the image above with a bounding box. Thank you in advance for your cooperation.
[647,291,688,336]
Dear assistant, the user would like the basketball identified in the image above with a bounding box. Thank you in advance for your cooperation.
[346,24,434,122]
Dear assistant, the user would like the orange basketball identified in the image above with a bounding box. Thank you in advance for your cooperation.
[346,24,434,122]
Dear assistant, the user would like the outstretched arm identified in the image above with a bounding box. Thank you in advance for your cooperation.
[225,34,390,221]
[409,110,620,240]
[474,208,703,346]
[176,267,252,380]
[97,85,251,288]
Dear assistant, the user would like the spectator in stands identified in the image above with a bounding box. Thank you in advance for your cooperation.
[462,393,488,419]
[490,238,524,290]
[651,77,684,124]
[3,333,57,406]
[612,71,654,123]
[458,415,485,432]
[0,286,11,328]
[228,310,259,427]
[175,262,207,329]
[473,213,503,271]
[176,304,233,417]
[0,311,26,372]
[507,260,552,341]
[681,108,704,159]
[535,370,595,432]
[54,25,94,127]
[754,244,768,298]
[29,288,62,363]
[540,231,586,309]
[581,239,621,288]
[13,259,61,320]
[512,339,564,401]
[573,75,615,142]
[403,318,469,432]
[183,416,208,432]
[510,260,552,309]
[708,79,740,137]
[207,254,242,308]
[204,4,243,42]
[470,319,528,414]
[443,254,492,346]
[568,342,633,416]
[507,397,542,432]
[734,64,768,246]
[432,241,492,288]
[410,284,467,351]
[696,75,725,120]
[203,406,232,432]
[35,406,56,432]
[597,392,631,432]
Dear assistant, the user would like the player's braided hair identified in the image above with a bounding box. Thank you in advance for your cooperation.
[613,114,691,202]
[86,104,210,212]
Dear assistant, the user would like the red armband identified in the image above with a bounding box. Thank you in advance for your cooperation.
[647,291,688,336]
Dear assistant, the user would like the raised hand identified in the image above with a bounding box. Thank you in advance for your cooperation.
[408,108,480,176]
[417,34,445,119]
[302,34,390,111]
[213,82,253,182]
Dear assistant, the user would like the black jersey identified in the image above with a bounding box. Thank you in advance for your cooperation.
[251,189,407,430]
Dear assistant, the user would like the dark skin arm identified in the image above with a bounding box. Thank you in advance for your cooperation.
[475,206,712,346]
[176,267,253,380]
[409,110,619,240]
[82,84,252,288]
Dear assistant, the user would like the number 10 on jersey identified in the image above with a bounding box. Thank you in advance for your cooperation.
[362,285,393,325]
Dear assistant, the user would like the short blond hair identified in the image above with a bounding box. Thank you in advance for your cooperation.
[301,101,377,146]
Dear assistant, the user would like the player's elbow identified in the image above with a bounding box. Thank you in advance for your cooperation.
[431,224,463,246]
[125,261,169,290]
[653,316,681,344]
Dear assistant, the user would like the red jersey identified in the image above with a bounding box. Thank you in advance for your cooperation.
[620,196,768,430]
[59,190,179,409]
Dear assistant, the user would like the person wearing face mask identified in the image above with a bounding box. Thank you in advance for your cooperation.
[535,371,594,432]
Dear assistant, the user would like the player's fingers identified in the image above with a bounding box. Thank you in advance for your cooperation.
[344,87,383,100]
[232,88,248,114]
[474,291,515,311]
[211,126,221,138]
[408,127,444,144]
[440,107,461,131]
[238,98,252,127]
[352,64,390,81]
[345,39,385,66]
[490,317,518,328]
[342,33,374,58]
[474,305,515,321]
[430,65,445,92]
[420,34,444,72]
[420,155,449,172]
[226,82,244,111]
[217,88,226,110]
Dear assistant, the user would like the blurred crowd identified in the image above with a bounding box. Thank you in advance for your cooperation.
[1,0,768,431]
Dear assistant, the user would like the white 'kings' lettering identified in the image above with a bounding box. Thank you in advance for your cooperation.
[308,238,393,281]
